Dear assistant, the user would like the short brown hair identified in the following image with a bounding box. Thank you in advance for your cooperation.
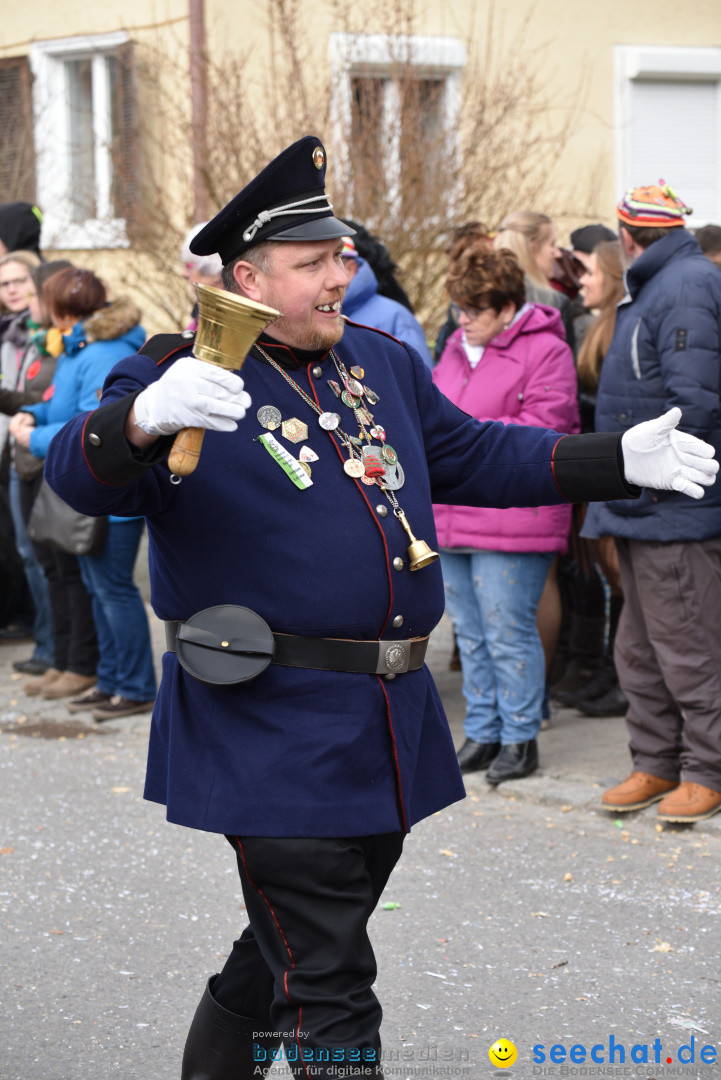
[446,246,525,314]
[620,222,677,250]
[43,267,106,321]
[221,241,277,293]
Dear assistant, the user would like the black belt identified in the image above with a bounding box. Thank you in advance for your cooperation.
[165,619,429,677]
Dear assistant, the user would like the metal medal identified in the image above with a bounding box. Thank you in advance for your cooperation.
[361,475,377,486]
[257,405,282,430]
[350,365,365,379]
[370,425,386,442]
[364,387,379,405]
[299,445,318,463]
[344,458,365,478]
[381,461,405,490]
[344,377,364,397]
[281,418,309,443]
[341,390,361,409]
[299,461,312,477]
[319,411,341,431]
[381,444,398,465]
[327,379,342,397]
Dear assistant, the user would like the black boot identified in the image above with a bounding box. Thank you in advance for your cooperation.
[181,975,281,1079]
[577,683,628,717]
[456,738,501,773]
[566,656,618,708]
[486,740,539,785]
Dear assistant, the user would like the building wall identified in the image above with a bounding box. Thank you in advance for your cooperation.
[2,1,721,332]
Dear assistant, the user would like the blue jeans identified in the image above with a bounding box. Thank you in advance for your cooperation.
[441,549,553,745]
[9,468,54,663]
[79,519,156,701]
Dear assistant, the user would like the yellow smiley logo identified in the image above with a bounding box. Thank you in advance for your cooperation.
[489,1039,518,1068]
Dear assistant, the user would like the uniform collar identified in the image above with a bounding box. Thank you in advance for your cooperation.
[254,333,330,370]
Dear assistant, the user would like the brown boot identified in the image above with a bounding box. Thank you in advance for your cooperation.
[24,667,64,696]
[601,771,678,812]
[657,782,721,823]
[42,672,97,700]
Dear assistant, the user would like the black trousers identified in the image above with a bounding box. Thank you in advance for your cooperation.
[213,833,404,1078]
[19,474,97,675]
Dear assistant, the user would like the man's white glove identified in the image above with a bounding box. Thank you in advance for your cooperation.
[621,407,719,499]
[133,356,252,437]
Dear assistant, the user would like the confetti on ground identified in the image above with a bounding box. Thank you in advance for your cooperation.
[382,902,402,910]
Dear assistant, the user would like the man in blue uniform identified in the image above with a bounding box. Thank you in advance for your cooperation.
[44,138,717,1078]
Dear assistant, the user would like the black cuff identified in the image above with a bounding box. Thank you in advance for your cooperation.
[83,392,174,485]
[552,433,641,503]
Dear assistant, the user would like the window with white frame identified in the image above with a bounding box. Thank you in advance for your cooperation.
[329,34,466,222]
[614,46,721,226]
[30,32,138,249]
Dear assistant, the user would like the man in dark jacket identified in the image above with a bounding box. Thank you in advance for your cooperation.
[584,183,721,824]
[44,146,718,1078]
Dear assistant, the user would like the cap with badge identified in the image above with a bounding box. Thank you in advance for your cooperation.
[616,182,692,229]
[190,135,354,266]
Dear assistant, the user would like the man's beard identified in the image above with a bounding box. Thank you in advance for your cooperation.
[268,311,346,351]
[262,282,346,351]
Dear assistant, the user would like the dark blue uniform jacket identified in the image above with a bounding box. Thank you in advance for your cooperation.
[45,322,631,837]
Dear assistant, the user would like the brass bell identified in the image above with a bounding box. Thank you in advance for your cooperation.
[168,284,280,477]
[395,510,439,571]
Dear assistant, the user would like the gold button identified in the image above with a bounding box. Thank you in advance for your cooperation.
[221,640,229,647]
[376,505,388,518]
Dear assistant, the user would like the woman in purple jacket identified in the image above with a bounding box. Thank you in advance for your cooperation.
[433,246,580,783]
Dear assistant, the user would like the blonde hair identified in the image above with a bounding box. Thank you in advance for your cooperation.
[493,211,553,288]
[0,249,41,313]
[576,241,625,389]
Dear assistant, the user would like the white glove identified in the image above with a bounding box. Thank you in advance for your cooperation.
[621,407,719,499]
[133,356,252,436]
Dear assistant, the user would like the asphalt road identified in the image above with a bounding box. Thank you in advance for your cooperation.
[2,603,720,1080]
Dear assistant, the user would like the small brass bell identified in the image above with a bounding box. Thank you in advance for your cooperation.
[395,510,439,571]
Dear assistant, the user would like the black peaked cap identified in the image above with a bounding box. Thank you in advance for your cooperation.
[190,135,354,266]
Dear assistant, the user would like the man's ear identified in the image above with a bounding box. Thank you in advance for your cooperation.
[232,260,263,301]
[619,225,634,258]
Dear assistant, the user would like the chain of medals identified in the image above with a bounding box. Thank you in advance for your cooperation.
[254,344,407,521]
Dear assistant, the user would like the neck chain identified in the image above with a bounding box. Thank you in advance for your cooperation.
[254,343,438,568]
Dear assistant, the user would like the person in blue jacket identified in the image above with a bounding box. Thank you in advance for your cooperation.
[583,184,721,824]
[340,235,434,367]
[43,139,717,1079]
[10,268,156,718]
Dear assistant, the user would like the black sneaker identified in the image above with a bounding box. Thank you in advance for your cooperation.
[13,657,51,676]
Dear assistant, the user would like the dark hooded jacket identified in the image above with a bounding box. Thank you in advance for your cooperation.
[583,228,721,542]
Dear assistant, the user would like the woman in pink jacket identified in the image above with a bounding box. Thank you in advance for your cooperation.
[433,246,580,784]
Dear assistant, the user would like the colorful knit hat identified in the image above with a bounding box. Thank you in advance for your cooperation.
[617,182,692,228]
[340,236,359,259]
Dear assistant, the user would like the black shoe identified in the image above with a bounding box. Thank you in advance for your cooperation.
[577,684,628,717]
[12,657,51,675]
[486,740,539,785]
[456,738,501,773]
[0,623,34,643]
